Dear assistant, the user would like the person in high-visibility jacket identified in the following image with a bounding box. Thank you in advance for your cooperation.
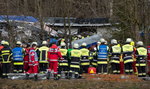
[0,40,5,77]
[38,41,49,73]
[69,43,81,78]
[80,43,90,73]
[135,41,147,77]
[122,38,134,74]
[110,39,121,74]
[0,41,12,78]
[97,38,109,74]
[58,42,68,78]
[26,42,39,80]
[12,41,24,73]
[90,48,97,68]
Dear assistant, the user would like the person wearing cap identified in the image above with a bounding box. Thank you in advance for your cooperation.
[80,42,90,73]
[26,42,39,80]
[38,41,49,73]
[12,41,25,73]
[122,38,134,74]
[58,42,69,78]
[97,38,109,74]
[69,43,82,79]
[109,39,121,74]
[135,41,147,77]
[47,43,63,80]
[0,41,12,78]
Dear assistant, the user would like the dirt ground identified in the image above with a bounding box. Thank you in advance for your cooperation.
[0,74,150,89]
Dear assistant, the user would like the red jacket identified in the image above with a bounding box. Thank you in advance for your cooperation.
[28,48,38,66]
[24,48,30,63]
[48,44,62,62]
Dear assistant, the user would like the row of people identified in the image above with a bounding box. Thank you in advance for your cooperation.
[0,38,148,80]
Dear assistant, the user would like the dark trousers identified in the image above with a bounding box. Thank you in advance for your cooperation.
[2,63,11,77]
[97,64,107,74]
[39,63,48,72]
[137,66,146,77]
[80,65,89,73]
[111,63,120,74]
[13,65,24,73]
[124,63,133,74]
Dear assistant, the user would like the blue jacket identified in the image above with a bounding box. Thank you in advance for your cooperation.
[98,45,108,59]
[12,47,23,61]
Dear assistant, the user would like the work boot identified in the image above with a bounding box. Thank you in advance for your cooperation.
[54,74,59,80]
[25,74,29,80]
[75,74,79,79]
[34,75,38,81]
[46,72,50,79]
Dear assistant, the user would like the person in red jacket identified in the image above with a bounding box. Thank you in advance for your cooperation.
[47,43,63,80]
[23,43,30,73]
[147,46,150,76]
[26,42,39,80]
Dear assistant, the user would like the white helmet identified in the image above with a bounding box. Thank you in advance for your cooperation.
[16,41,22,45]
[32,42,38,46]
[100,38,105,43]
[1,40,5,45]
[97,41,101,44]
[126,38,132,43]
[61,42,66,46]
[81,42,87,46]
[111,39,117,44]
[42,41,47,45]
[137,41,143,46]
[73,43,79,48]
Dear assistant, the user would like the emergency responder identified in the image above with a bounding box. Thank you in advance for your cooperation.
[110,39,121,74]
[39,41,49,73]
[147,45,150,76]
[135,41,147,77]
[80,43,90,73]
[23,43,30,73]
[0,41,12,78]
[97,38,109,74]
[0,40,5,77]
[69,43,81,78]
[58,42,68,78]
[122,38,134,74]
[12,41,24,73]
[47,43,63,80]
[26,42,39,80]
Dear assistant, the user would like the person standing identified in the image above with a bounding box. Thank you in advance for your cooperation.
[26,42,39,80]
[69,43,81,78]
[12,41,24,73]
[0,41,12,78]
[135,41,147,77]
[122,38,134,74]
[80,43,90,73]
[97,38,109,74]
[110,39,121,74]
[47,43,63,80]
[39,41,49,73]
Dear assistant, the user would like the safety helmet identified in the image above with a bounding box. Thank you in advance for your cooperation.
[111,39,117,44]
[16,41,22,45]
[100,38,105,43]
[97,41,101,44]
[1,40,5,45]
[61,42,66,46]
[3,41,9,45]
[42,41,47,45]
[105,40,108,45]
[32,42,38,46]
[136,41,143,46]
[73,43,79,48]
[81,42,87,46]
[126,38,132,43]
